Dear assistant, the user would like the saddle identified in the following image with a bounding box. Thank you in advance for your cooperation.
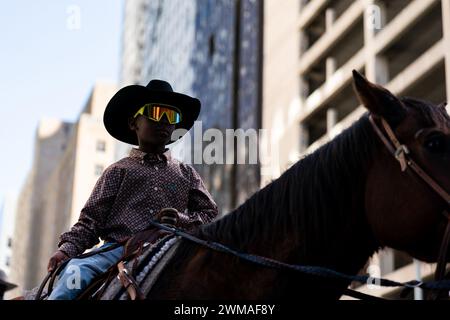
[83,208,180,300]
[33,208,180,300]
[82,231,176,300]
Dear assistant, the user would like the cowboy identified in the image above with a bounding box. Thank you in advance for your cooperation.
[0,269,16,300]
[46,80,219,300]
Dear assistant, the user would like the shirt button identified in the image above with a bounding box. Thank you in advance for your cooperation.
[154,187,158,191]
[154,166,159,170]
[149,209,154,214]
[140,160,144,165]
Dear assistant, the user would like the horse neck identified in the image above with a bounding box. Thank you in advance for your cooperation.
[198,116,381,275]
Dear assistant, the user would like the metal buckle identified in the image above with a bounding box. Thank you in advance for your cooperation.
[394,145,410,172]
[394,145,409,160]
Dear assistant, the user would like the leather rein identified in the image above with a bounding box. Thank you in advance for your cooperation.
[368,115,450,284]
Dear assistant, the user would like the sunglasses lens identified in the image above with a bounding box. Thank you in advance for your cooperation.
[149,105,159,119]
[147,105,181,124]
[174,112,181,124]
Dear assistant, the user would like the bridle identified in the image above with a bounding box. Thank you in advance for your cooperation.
[368,115,450,288]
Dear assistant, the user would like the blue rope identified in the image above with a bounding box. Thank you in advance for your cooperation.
[148,220,450,291]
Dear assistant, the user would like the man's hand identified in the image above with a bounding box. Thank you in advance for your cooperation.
[47,250,69,273]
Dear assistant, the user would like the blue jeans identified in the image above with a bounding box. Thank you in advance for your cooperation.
[48,242,124,300]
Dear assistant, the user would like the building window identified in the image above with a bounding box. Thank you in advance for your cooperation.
[95,165,104,176]
[7,238,12,248]
[96,140,106,152]
[208,34,215,59]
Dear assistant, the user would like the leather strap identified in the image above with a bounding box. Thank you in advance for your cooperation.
[117,261,144,300]
[343,288,389,301]
[368,115,450,297]
[369,115,450,205]
[435,211,450,281]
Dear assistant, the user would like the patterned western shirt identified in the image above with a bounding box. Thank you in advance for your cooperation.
[58,148,219,258]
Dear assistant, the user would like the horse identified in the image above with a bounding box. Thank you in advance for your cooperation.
[114,71,446,300]
[19,71,450,300]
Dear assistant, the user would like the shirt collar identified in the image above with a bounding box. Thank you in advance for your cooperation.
[129,148,172,162]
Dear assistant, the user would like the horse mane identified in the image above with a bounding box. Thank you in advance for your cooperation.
[197,114,381,259]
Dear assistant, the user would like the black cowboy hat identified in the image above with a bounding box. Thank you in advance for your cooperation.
[0,270,16,292]
[104,80,201,145]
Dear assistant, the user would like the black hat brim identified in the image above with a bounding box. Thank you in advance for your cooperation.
[0,279,17,291]
[103,85,200,145]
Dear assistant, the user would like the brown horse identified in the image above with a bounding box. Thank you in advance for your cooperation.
[19,71,449,301]
[130,71,449,300]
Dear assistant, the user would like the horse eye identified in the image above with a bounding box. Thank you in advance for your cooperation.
[424,135,446,153]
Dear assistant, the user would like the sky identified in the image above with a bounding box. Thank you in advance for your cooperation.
[0,0,124,204]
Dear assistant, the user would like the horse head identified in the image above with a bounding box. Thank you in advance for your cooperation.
[353,70,450,264]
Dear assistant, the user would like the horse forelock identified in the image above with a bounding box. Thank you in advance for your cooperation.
[401,97,450,129]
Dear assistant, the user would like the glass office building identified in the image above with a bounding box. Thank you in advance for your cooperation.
[121,0,263,214]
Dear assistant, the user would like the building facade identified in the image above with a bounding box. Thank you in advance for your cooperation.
[262,0,450,299]
[121,0,149,86]
[9,118,75,297]
[0,193,18,276]
[8,83,118,297]
[191,0,263,211]
[120,0,263,215]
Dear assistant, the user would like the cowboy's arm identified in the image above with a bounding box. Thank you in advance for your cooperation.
[178,165,218,230]
[58,165,123,258]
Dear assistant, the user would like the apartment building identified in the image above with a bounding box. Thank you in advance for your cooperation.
[262,0,450,299]
[8,83,117,297]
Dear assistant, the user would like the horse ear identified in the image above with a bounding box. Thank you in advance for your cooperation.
[352,70,406,124]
